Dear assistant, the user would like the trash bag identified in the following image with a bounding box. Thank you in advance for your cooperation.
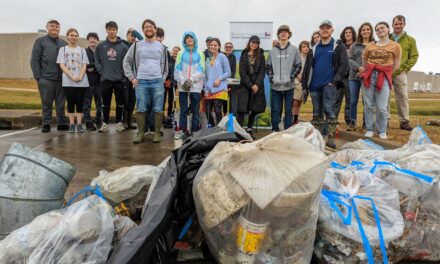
[193,132,328,263]
[282,122,326,152]
[108,126,248,264]
[403,125,432,148]
[91,165,162,203]
[315,162,404,263]
[0,195,115,264]
[340,139,385,151]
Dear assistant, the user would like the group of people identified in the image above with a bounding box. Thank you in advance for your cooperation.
[30,15,418,148]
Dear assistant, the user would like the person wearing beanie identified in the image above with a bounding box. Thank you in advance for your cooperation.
[301,20,349,149]
[267,25,302,132]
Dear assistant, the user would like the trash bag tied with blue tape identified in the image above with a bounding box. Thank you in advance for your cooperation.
[315,162,404,264]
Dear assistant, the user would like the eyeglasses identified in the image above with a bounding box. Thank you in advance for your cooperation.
[225,45,233,49]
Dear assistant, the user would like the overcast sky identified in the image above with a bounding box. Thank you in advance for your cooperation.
[1,0,439,73]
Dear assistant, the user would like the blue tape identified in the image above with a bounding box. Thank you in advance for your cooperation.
[66,184,107,206]
[178,215,193,240]
[363,139,385,150]
[370,160,434,183]
[227,113,235,133]
[330,161,347,170]
[415,126,432,145]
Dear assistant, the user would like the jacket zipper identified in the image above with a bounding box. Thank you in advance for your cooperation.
[188,51,193,80]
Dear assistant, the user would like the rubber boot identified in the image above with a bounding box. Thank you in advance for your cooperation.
[127,111,137,129]
[153,112,163,143]
[326,119,337,149]
[311,117,324,135]
[133,112,146,144]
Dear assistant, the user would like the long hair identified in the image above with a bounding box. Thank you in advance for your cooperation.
[357,22,375,44]
[340,26,357,44]
[298,40,310,54]
[310,31,320,47]
[244,39,260,58]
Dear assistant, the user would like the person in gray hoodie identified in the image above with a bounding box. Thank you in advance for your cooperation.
[30,19,69,133]
[95,21,129,133]
[267,25,302,131]
[123,19,168,143]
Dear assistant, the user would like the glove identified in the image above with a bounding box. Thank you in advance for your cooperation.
[182,79,193,92]
[302,89,309,104]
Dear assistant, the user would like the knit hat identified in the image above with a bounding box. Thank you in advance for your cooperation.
[277,25,292,38]
[249,35,260,43]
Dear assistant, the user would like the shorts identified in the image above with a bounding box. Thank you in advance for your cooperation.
[293,82,303,101]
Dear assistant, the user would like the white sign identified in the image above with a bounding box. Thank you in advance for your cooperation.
[230,22,273,51]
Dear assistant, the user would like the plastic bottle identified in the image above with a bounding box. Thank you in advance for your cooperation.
[405,187,418,221]
[236,202,269,264]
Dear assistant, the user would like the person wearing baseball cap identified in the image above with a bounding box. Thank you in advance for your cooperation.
[267,24,302,132]
[301,20,349,149]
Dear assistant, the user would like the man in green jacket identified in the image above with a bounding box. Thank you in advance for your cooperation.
[390,15,419,130]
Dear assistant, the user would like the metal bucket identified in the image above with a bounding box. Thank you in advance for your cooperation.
[0,143,75,239]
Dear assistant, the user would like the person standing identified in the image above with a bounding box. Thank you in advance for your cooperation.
[362,21,401,139]
[204,38,231,127]
[123,19,168,143]
[174,31,205,139]
[390,15,419,130]
[95,21,129,132]
[223,41,236,115]
[30,19,69,132]
[238,35,266,136]
[56,28,89,133]
[347,22,375,131]
[302,20,349,149]
[334,26,356,125]
[292,40,310,125]
[267,25,302,132]
[83,32,103,131]
[311,31,321,47]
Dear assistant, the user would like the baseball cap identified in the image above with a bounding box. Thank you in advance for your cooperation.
[47,19,60,25]
[319,20,333,28]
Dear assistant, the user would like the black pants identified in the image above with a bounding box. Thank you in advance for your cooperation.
[334,78,350,124]
[163,86,174,117]
[237,113,257,129]
[125,82,136,114]
[101,80,125,124]
[83,84,103,123]
[64,86,86,113]
[205,99,223,127]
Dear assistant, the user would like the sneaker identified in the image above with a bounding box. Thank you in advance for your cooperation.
[98,123,109,132]
[86,122,96,131]
[77,124,85,133]
[379,133,388,139]
[115,122,126,132]
[364,131,374,138]
[57,124,69,131]
[68,124,76,133]
[400,121,413,131]
[174,130,185,140]
[41,124,51,133]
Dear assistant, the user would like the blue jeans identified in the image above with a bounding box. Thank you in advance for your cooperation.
[310,84,337,120]
[271,89,293,131]
[363,71,390,134]
[349,80,362,122]
[135,78,164,113]
[179,92,201,132]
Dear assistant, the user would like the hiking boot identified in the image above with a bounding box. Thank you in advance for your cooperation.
[57,124,69,131]
[98,123,109,132]
[41,124,51,133]
[153,112,163,143]
[400,121,413,131]
[77,124,85,133]
[68,124,76,133]
[326,119,337,149]
[86,122,96,131]
[115,122,126,132]
[133,112,146,144]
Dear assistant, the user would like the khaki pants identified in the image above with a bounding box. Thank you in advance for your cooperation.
[388,72,410,123]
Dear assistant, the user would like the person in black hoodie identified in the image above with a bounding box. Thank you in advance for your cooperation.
[95,21,129,132]
[30,19,69,132]
[83,32,103,130]
[302,20,349,149]
[238,35,266,136]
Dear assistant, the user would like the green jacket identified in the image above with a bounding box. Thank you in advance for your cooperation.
[390,32,419,76]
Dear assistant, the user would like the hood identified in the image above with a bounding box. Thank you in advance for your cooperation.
[106,36,124,45]
[275,41,291,51]
[181,31,198,51]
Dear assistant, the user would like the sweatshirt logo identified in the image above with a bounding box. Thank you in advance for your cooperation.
[107,48,117,61]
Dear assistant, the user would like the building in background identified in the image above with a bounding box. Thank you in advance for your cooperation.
[0,32,88,79]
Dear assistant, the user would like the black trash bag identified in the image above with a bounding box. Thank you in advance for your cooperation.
[108,127,247,264]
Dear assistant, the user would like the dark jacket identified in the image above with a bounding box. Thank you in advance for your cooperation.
[30,35,67,81]
[239,48,266,114]
[95,37,129,82]
[225,53,237,78]
[301,38,349,91]
[85,47,100,86]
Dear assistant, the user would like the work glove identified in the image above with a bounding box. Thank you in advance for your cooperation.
[182,79,193,92]
[302,89,309,104]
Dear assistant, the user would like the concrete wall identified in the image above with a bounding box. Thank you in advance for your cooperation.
[0,33,89,79]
